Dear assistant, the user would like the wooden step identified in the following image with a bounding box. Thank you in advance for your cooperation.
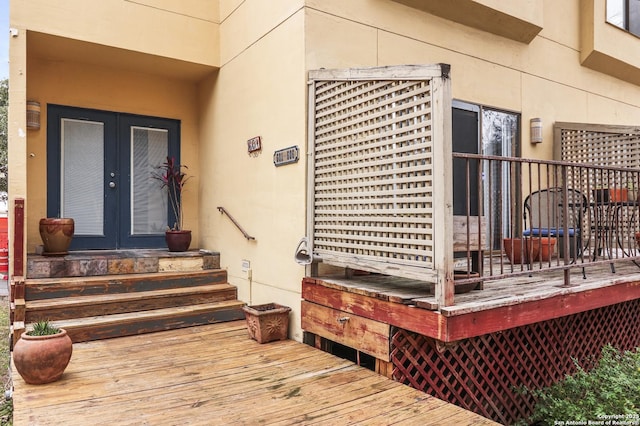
[25,270,229,300]
[54,301,247,343]
[25,283,239,322]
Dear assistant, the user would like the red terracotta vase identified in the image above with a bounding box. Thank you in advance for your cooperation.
[13,329,73,384]
[39,218,74,256]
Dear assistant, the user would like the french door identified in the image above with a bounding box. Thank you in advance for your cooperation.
[46,105,180,250]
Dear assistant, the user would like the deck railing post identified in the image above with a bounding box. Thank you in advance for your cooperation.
[13,198,24,277]
[431,65,454,307]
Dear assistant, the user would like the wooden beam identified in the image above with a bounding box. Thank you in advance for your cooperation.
[443,280,640,341]
[452,215,487,252]
[302,278,446,340]
[301,301,391,361]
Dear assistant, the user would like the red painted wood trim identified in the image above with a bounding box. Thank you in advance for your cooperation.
[443,280,640,342]
[303,277,640,343]
[302,278,447,340]
[13,199,24,277]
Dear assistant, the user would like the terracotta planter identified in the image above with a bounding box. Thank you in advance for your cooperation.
[593,188,628,203]
[165,230,191,252]
[504,237,556,264]
[242,303,291,343]
[39,218,74,256]
[534,237,556,262]
[13,329,73,384]
[503,238,533,264]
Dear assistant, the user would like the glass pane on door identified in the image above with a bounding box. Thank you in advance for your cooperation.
[61,119,104,235]
[131,127,168,234]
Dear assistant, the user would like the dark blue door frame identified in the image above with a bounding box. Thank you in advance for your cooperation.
[46,105,180,250]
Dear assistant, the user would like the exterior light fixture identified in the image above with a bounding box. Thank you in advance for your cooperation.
[27,101,41,130]
[530,117,542,144]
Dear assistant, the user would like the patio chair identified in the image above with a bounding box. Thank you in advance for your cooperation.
[523,187,588,264]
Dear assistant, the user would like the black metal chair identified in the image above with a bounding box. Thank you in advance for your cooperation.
[523,187,588,267]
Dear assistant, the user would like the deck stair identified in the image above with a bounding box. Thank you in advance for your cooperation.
[11,250,246,343]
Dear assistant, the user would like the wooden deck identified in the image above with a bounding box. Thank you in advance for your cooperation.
[12,321,498,425]
[304,260,640,342]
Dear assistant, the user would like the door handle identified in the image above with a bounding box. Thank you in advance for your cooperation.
[109,182,116,188]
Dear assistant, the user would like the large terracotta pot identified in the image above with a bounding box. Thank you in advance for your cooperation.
[504,237,557,264]
[39,218,74,256]
[165,230,192,252]
[533,237,557,262]
[503,238,533,264]
[13,329,73,384]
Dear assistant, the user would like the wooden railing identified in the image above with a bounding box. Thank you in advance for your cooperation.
[309,150,640,307]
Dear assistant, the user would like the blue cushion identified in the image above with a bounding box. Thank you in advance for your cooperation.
[523,227,577,237]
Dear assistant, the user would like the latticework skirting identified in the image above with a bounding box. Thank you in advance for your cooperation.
[391,299,640,425]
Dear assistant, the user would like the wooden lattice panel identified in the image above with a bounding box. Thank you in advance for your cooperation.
[559,126,640,169]
[310,76,436,272]
[391,299,640,425]
[557,123,640,188]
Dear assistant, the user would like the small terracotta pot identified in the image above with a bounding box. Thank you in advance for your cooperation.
[165,230,192,252]
[39,218,74,256]
[13,329,73,384]
[242,303,291,343]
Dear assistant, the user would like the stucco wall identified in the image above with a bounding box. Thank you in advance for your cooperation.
[304,0,640,161]
[10,0,219,68]
[199,3,307,340]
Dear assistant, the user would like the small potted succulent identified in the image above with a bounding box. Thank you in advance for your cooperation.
[13,320,73,384]
[153,156,192,252]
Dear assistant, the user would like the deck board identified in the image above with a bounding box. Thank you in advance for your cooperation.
[12,321,498,425]
[314,260,640,315]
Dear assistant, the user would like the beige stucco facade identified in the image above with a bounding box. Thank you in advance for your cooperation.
[9,0,640,341]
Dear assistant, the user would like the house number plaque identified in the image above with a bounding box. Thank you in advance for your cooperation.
[273,146,299,167]
[247,136,262,154]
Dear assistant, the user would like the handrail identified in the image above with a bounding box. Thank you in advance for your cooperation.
[217,207,256,241]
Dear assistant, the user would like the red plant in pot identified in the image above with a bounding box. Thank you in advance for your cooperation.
[153,156,192,251]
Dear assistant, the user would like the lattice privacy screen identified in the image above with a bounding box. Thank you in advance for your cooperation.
[558,123,640,168]
[308,66,450,277]
[556,122,640,187]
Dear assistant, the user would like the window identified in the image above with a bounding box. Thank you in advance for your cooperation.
[607,0,640,37]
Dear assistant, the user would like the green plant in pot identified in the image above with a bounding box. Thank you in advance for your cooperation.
[13,320,73,384]
[153,156,192,252]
